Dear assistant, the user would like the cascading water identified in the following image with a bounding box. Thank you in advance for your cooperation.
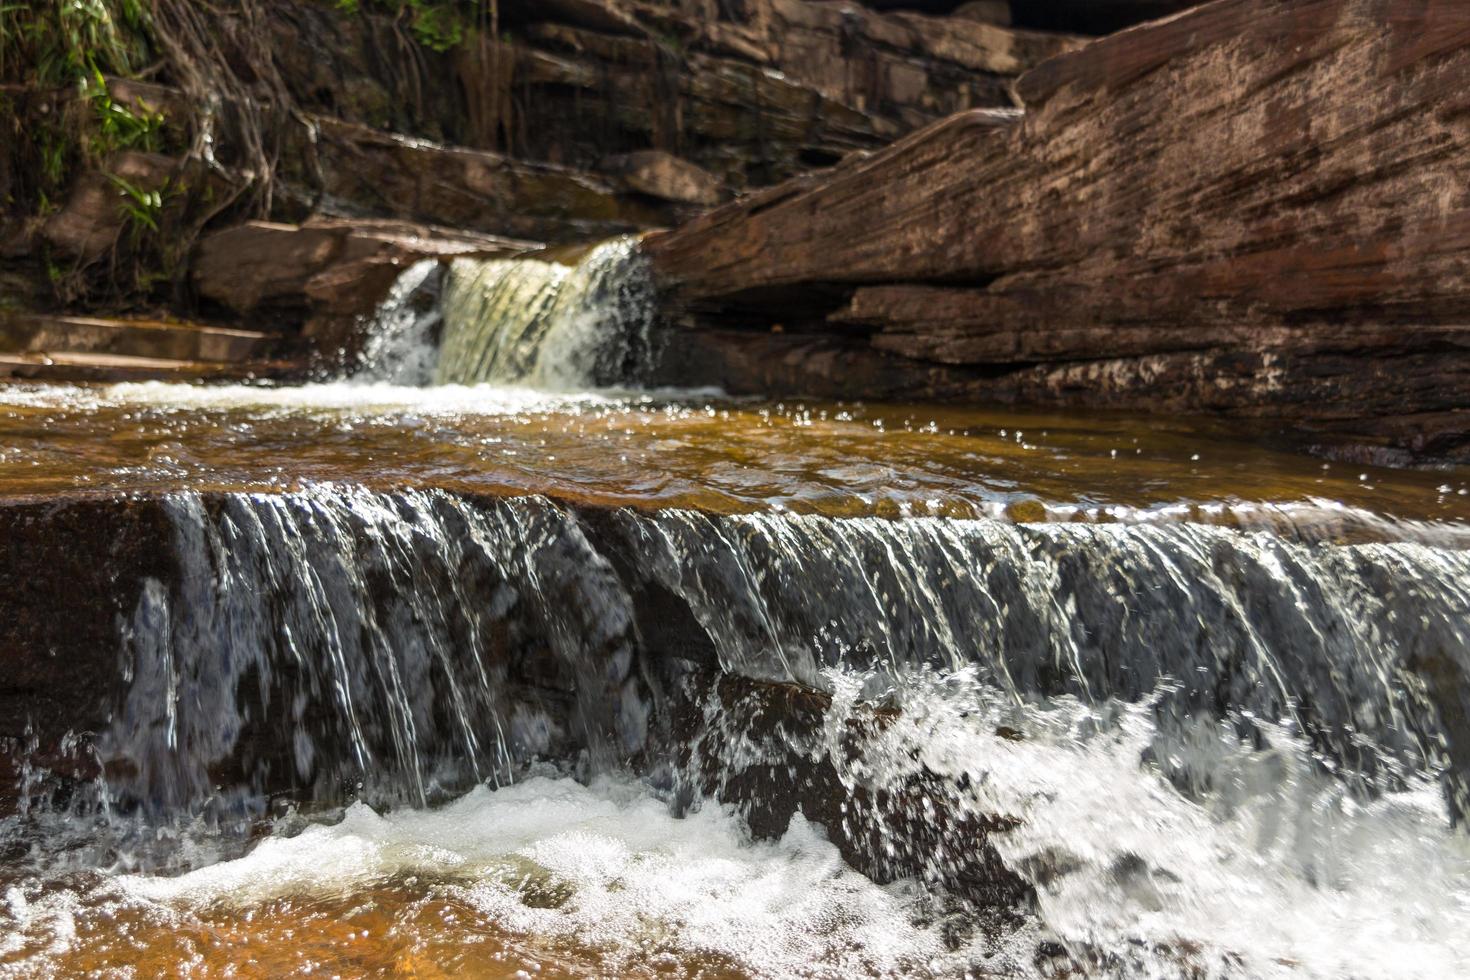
[431,236,660,389]
[352,260,445,385]
[4,236,1470,977]
[7,480,1469,976]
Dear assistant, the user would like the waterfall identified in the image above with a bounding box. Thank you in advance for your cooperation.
[352,259,444,385]
[431,236,660,388]
[90,489,1470,822]
[100,488,646,822]
[9,484,1470,976]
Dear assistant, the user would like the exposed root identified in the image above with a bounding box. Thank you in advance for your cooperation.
[147,0,313,218]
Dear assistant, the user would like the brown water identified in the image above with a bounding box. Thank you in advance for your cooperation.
[0,381,1465,532]
[6,882,622,979]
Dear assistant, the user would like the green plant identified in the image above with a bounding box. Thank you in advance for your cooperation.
[108,173,165,240]
[1,0,150,87]
[330,0,484,53]
[1,1,155,208]
[84,68,164,160]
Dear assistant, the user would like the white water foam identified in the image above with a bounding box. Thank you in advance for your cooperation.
[821,668,1470,980]
[3,774,1031,978]
[11,678,1468,979]
[353,258,445,385]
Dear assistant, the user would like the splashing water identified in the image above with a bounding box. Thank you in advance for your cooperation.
[782,669,1470,979]
[4,226,1470,977]
[353,259,445,385]
[3,483,1469,977]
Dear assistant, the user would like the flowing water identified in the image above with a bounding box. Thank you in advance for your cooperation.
[2,239,1469,978]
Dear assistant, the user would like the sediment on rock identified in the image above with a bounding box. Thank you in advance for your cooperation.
[647,0,1470,462]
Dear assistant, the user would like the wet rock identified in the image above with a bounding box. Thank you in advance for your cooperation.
[0,495,177,811]
[648,0,1470,461]
[671,671,1033,916]
[0,484,1036,909]
[192,217,531,319]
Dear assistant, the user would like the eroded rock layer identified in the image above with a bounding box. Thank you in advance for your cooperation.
[648,0,1470,462]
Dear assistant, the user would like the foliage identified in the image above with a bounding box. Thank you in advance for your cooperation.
[0,1,170,303]
[333,0,497,53]
[0,0,150,87]
[0,1,157,202]
[86,69,164,160]
[107,173,164,236]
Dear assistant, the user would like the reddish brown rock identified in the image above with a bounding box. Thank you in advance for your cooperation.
[192,218,531,318]
[602,149,729,205]
[647,0,1470,461]
[310,119,682,243]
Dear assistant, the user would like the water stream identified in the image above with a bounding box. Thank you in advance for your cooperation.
[2,238,1469,978]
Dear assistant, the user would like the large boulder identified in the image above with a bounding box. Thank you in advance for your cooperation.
[647,0,1470,462]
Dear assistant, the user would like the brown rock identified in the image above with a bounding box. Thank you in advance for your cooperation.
[41,152,176,261]
[312,118,678,243]
[193,218,531,317]
[954,1,1013,27]
[603,149,728,205]
[648,0,1470,460]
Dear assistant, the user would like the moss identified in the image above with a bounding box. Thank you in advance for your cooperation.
[329,0,489,54]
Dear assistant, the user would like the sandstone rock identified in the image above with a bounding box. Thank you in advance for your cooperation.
[505,0,649,37]
[954,1,1013,26]
[0,313,276,364]
[648,0,1470,461]
[603,149,729,204]
[257,0,1080,194]
[312,119,679,243]
[192,218,531,317]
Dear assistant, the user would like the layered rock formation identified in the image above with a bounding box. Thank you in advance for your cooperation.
[0,0,1083,375]
[649,0,1470,462]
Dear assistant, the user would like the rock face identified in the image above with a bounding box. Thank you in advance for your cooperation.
[1,0,1085,374]
[648,0,1470,461]
[483,0,1082,188]
[192,218,529,319]
[39,152,177,262]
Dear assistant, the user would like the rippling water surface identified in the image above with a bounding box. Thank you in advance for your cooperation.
[0,380,1464,533]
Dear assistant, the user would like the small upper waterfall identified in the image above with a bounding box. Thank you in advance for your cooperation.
[432,236,660,389]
